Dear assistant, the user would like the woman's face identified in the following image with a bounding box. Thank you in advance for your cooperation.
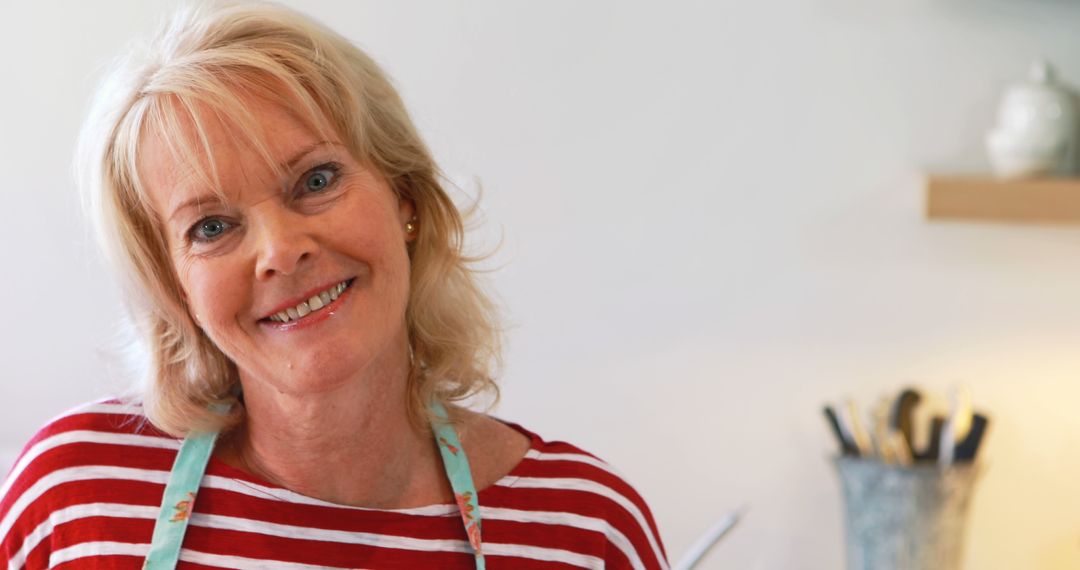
[140,96,414,396]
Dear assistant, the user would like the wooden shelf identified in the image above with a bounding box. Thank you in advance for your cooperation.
[926,175,1080,224]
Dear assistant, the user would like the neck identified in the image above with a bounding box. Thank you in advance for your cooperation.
[219,341,451,508]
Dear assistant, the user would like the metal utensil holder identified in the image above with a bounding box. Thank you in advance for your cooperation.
[834,458,980,570]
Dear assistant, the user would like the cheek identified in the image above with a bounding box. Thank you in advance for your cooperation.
[179,259,247,329]
[324,210,411,310]
[330,201,407,264]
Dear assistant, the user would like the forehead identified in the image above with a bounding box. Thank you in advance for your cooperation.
[137,93,333,221]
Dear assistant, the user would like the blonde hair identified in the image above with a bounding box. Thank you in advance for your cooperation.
[78,1,500,437]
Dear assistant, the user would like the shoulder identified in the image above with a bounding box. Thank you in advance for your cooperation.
[0,398,175,566]
[478,418,670,569]
[458,411,531,491]
[4,397,173,480]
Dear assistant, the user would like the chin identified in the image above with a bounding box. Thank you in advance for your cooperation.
[278,347,388,394]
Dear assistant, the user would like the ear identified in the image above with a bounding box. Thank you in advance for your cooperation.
[399,198,417,242]
[186,301,202,327]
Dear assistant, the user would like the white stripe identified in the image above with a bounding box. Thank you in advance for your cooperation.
[65,401,144,417]
[531,450,625,478]
[0,398,153,500]
[190,511,473,553]
[0,466,169,542]
[49,541,148,566]
[500,477,668,569]
[481,505,639,565]
[0,431,178,504]
[528,450,665,567]
[204,469,518,516]
[40,398,144,429]
[8,503,158,570]
[180,548,346,569]
[50,541,345,570]
[200,474,461,516]
[481,506,644,570]
[484,542,604,569]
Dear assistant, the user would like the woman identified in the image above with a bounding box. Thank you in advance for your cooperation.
[0,2,667,569]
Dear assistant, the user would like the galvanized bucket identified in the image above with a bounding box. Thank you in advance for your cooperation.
[834,458,981,570]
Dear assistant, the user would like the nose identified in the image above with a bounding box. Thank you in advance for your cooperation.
[251,204,318,280]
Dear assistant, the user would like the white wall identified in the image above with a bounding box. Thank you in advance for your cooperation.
[3,1,1080,568]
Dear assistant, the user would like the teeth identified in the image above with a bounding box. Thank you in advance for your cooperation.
[267,280,349,323]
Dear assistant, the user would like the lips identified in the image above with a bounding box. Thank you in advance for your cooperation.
[260,278,355,323]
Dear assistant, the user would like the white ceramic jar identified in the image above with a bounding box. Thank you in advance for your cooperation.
[985,60,1078,179]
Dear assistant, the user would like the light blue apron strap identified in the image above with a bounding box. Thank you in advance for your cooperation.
[145,402,483,570]
[144,431,219,570]
[430,401,485,570]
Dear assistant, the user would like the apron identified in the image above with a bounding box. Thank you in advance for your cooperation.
[142,401,485,569]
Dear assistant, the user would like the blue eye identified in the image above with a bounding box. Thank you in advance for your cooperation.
[303,165,339,193]
[190,218,232,242]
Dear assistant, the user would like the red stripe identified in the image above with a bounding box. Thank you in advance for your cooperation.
[184,525,478,568]
[53,516,154,550]
[484,556,594,570]
[193,486,463,538]
[483,517,608,554]
[2,478,165,564]
[482,486,663,566]
[0,442,173,516]
[507,457,649,505]
[17,528,53,570]
[497,455,667,560]
[54,555,143,569]
[23,407,167,445]
[532,439,604,461]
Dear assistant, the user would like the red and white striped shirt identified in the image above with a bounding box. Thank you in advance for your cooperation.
[0,400,668,569]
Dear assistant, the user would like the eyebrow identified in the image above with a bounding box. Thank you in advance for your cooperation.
[166,140,340,223]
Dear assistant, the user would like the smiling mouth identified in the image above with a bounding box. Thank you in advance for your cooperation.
[264,279,354,324]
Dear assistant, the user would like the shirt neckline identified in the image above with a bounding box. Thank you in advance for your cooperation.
[202,417,542,513]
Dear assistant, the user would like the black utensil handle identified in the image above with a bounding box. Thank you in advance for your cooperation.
[824,406,859,456]
[954,414,989,463]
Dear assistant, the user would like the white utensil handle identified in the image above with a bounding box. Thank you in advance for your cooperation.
[672,509,744,570]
